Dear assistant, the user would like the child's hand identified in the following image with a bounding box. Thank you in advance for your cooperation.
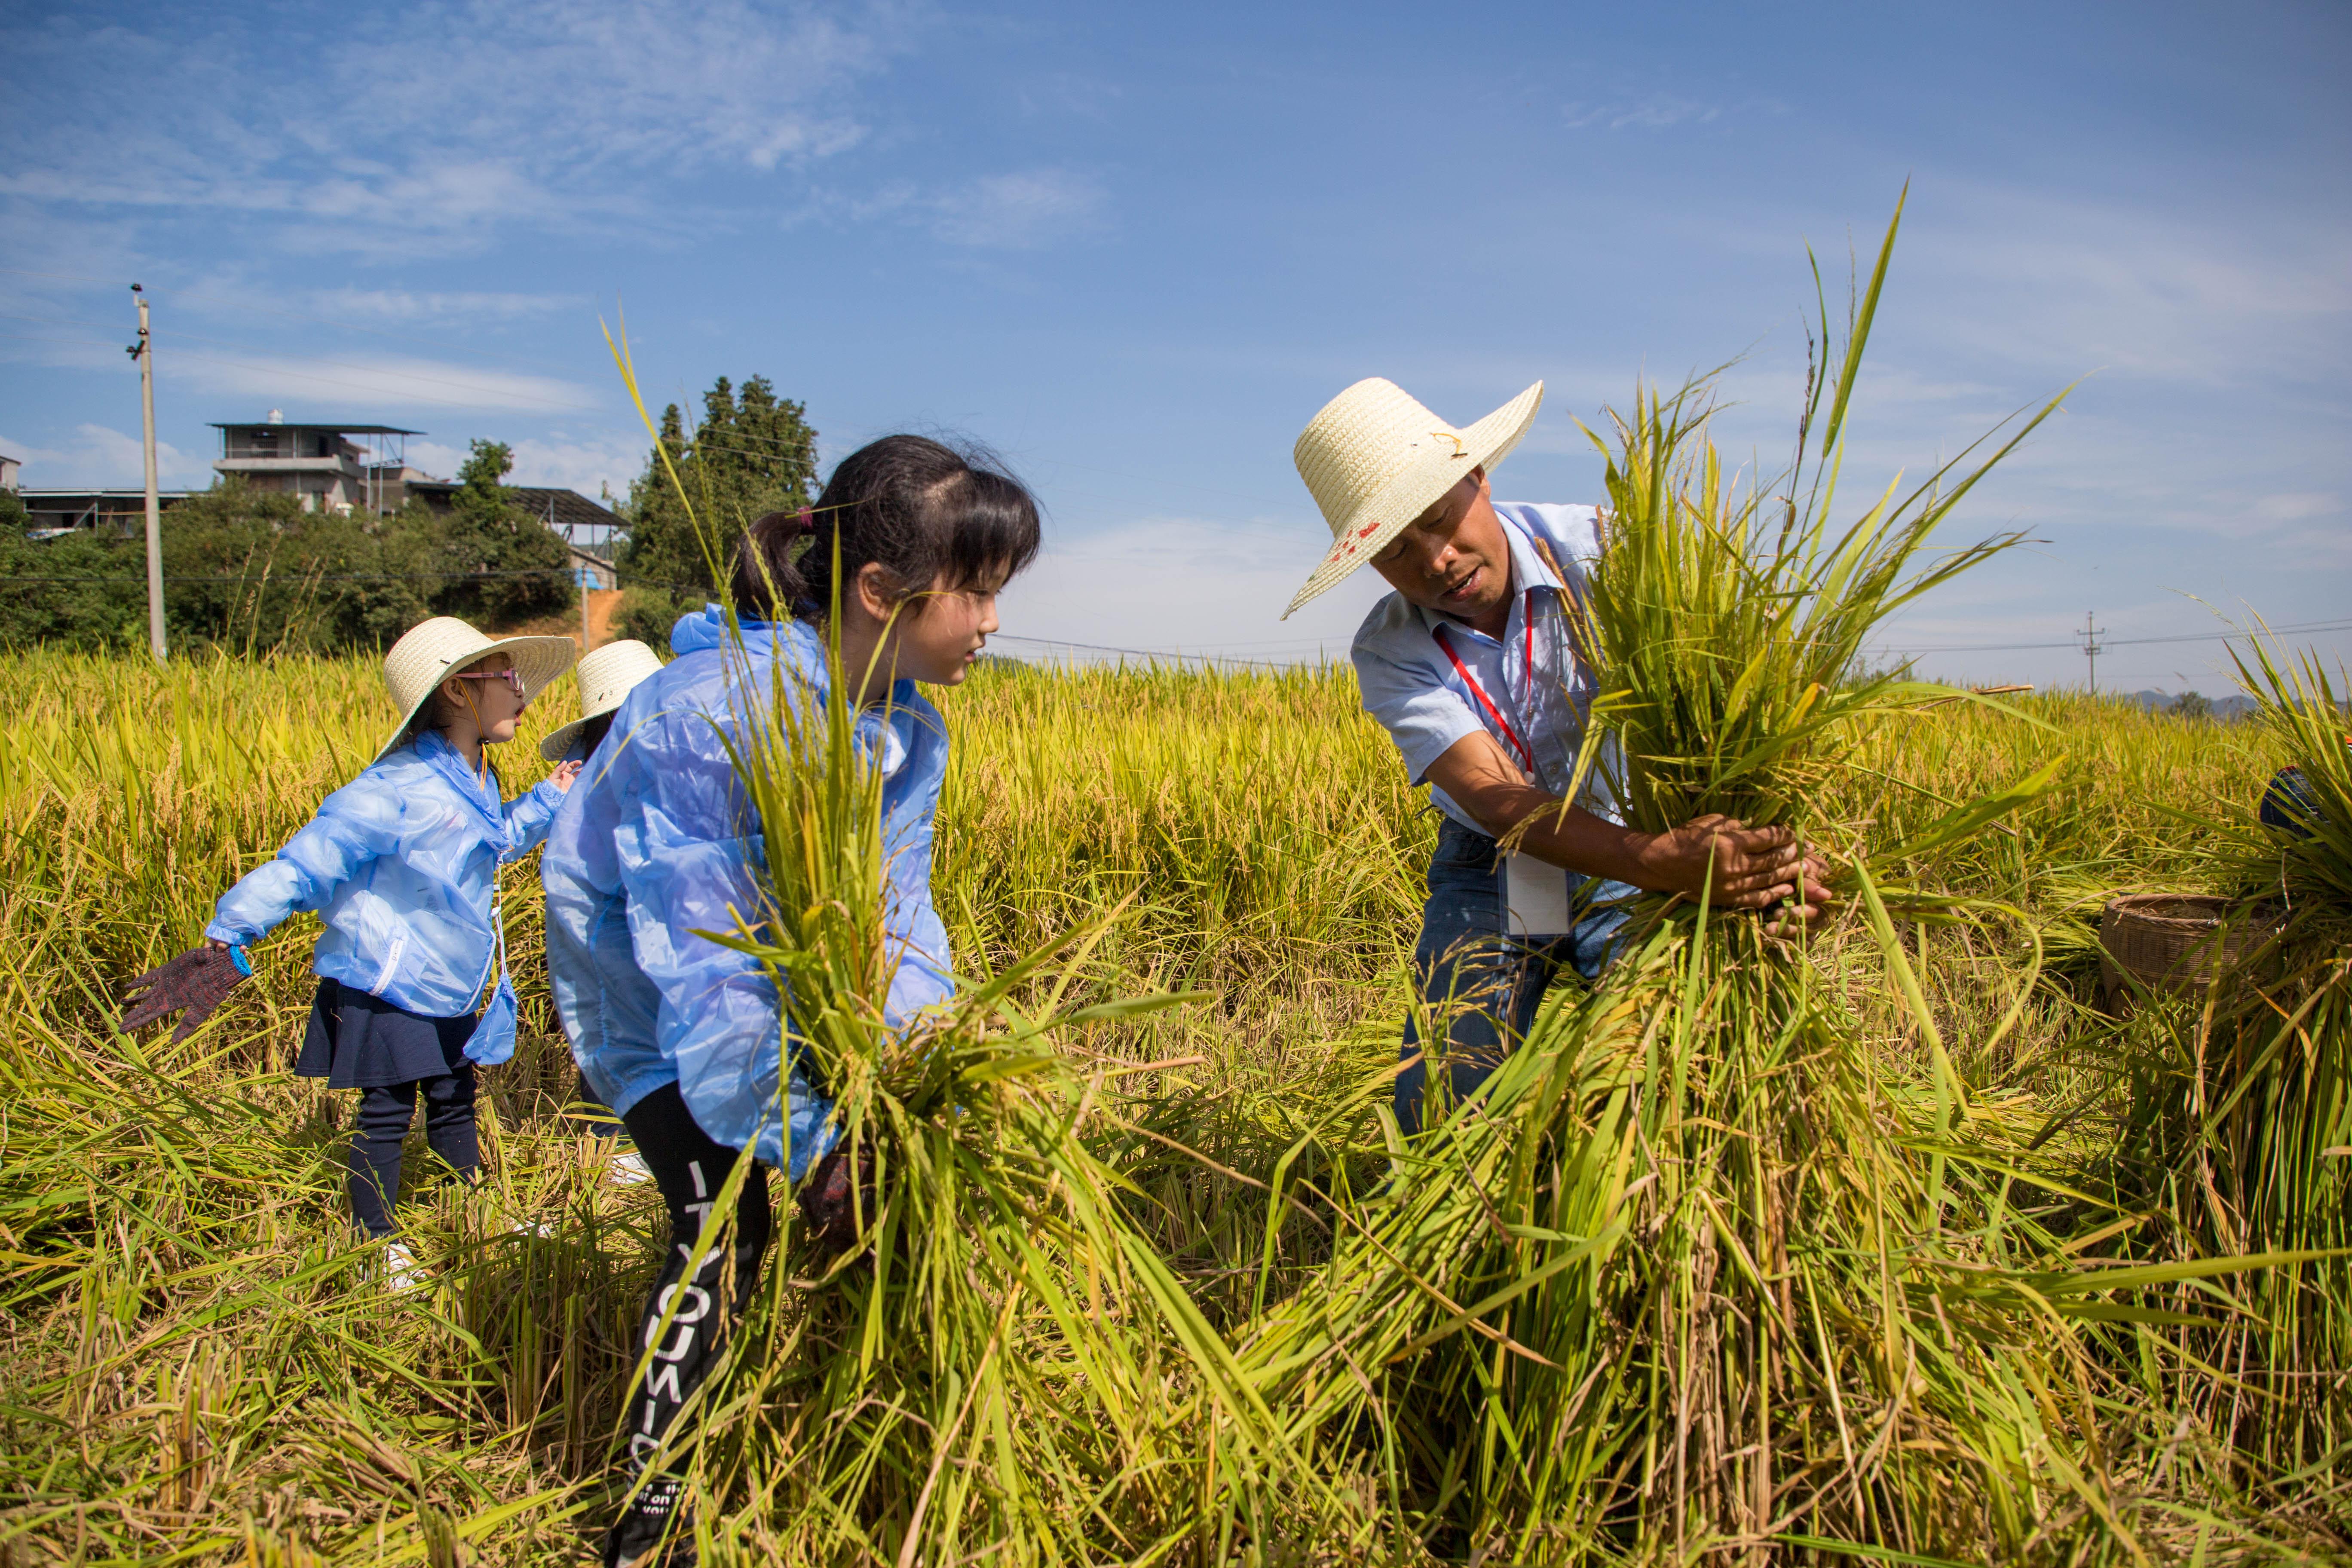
[121,945,251,1042]
[551,760,584,791]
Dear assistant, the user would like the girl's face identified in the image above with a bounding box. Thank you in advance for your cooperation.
[885,569,1005,688]
[443,651,529,744]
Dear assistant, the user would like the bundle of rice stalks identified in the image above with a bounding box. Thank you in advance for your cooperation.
[1213,196,2239,1560]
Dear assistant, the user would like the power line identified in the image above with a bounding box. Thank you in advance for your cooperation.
[990,633,1311,670]
[1876,617,2352,656]
[0,329,124,349]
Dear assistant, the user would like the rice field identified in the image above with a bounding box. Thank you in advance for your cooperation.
[0,643,2342,1565]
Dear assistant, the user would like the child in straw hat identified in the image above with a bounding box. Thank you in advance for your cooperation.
[536,637,665,1179]
[119,616,579,1269]
[542,435,1040,1568]
[1286,378,1833,1136]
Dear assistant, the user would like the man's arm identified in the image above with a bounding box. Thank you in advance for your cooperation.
[1423,731,1831,919]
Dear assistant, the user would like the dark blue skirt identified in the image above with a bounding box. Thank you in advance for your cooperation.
[297,977,477,1089]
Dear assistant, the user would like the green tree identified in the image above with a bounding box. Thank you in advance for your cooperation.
[0,496,147,651]
[426,440,576,628]
[158,481,415,654]
[616,374,817,648]
[2169,690,2215,721]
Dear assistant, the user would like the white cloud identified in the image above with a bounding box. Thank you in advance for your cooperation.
[930,169,1107,249]
[1562,94,1785,132]
[506,434,648,502]
[1884,181,2352,391]
[308,288,585,323]
[994,516,1387,664]
[0,1,914,250]
[795,165,1110,250]
[2249,491,2339,525]
[165,350,599,414]
[3,423,202,489]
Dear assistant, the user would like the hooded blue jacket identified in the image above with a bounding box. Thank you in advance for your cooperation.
[206,729,566,1018]
[542,608,953,1180]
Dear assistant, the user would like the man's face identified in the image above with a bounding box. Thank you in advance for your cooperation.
[1370,469,1513,624]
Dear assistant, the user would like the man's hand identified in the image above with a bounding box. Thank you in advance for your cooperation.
[1421,733,1837,931]
[1635,814,1835,928]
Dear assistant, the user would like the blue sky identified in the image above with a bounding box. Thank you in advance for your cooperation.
[3,0,2345,692]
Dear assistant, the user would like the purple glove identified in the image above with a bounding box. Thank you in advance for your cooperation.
[119,944,252,1043]
[797,1142,876,1253]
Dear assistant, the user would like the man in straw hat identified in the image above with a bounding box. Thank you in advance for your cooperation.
[1288,377,1831,1135]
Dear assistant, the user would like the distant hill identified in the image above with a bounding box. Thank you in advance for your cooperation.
[2124,689,2259,720]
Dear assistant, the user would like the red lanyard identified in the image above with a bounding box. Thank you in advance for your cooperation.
[1433,606,1538,774]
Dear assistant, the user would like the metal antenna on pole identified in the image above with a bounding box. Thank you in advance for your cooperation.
[2079,610,2104,694]
[128,285,166,663]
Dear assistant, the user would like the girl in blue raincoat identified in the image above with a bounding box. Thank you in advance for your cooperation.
[122,618,580,1254]
[542,435,1040,1568]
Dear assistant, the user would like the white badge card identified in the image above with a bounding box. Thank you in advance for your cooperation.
[1504,851,1574,937]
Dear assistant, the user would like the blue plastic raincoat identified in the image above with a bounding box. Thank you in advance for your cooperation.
[206,729,566,1020]
[542,607,953,1181]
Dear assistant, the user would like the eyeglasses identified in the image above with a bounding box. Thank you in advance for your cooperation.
[455,668,527,697]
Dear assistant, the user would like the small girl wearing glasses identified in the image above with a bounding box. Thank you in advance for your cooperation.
[122,617,580,1263]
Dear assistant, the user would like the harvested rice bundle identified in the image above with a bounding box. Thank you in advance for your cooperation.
[667,628,1251,1559]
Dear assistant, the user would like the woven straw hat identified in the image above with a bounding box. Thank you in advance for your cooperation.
[1283,377,1544,618]
[375,616,579,763]
[539,638,665,761]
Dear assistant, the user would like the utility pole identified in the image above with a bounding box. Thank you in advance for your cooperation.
[129,285,166,662]
[2078,610,2104,695]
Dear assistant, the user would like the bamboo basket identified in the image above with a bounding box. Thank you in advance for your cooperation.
[2098,893,2278,1006]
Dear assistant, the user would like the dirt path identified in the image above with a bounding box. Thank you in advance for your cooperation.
[585,588,622,648]
[495,588,626,649]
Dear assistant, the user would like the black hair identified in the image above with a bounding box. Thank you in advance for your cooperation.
[729,434,1042,622]
[576,710,616,757]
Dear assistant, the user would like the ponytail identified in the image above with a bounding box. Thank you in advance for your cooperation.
[730,435,1041,622]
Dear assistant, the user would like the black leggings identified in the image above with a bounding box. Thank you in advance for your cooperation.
[610,1082,772,1547]
[349,1071,478,1237]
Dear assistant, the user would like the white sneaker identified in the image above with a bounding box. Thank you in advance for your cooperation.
[384,1242,424,1289]
[610,1150,655,1187]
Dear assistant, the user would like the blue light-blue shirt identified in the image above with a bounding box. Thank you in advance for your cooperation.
[1351,501,1612,833]
[205,729,565,1017]
[541,606,955,1181]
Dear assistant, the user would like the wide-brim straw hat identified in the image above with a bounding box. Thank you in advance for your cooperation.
[540,638,665,761]
[375,616,579,764]
[1284,377,1544,618]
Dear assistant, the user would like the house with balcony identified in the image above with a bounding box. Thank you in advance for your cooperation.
[211,413,421,514]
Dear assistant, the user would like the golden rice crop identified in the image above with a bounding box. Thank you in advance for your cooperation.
[0,649,2336,1562]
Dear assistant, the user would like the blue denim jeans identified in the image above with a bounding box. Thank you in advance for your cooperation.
[1395,814,1636,1136]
